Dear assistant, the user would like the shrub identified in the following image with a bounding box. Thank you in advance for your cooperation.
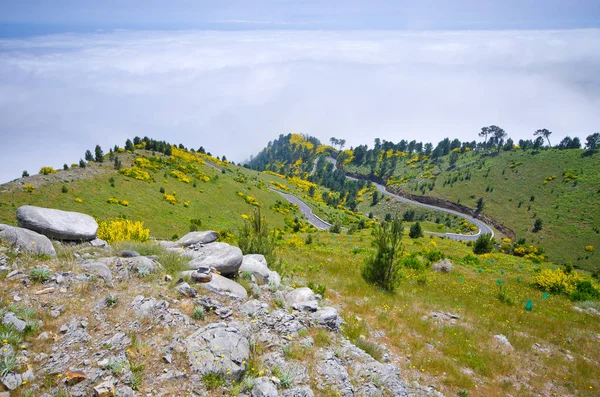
[61,185,68,193]
[202,373,225,390]
[105,294,118,307]
[307,281,326,297]
[79,159,86,168]
[74,197,83,203]
[585,245,595,253]
[63,164,68,170]
[237,208,277,264]
[533,218,543,233]
[192,306,205,320]
[30,267,51,283]
[119,167,151,181]
[22,170,29,177]
[329,222,342,234]
[535,268,582,295]
[570,281,600,301]
[189,218,202,232]
[163,193,177,205]
[409,222,424,238]
[39,166,56,175]
[23,184,35,193]
[362,218,404,293]
[401,255,423,270]
[473,234,494,254]
[432,259,453,273]
[97,219,150,243]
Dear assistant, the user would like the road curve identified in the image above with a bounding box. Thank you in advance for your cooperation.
[268,188,332,230]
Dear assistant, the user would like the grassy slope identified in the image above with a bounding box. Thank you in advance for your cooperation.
[0,150,352,239]
[280,229,600,397]
[347,149,600,271]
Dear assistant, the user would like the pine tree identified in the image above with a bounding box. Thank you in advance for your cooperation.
[94,145,104,162]
[409,222,423,238]
[84,150,94,162]
[362,217,404,292]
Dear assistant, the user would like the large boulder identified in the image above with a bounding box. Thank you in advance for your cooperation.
[17,205,98,241]
[286,288,316,306]
[199,273,248,300]
[239,256,271,284]
[252,377,279,397]
[0,224,56,256]
[185,323,249,381]
[188,242,243,276]
[176,231,218,247]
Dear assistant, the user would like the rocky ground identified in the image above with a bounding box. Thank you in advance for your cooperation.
[0,205,444,396]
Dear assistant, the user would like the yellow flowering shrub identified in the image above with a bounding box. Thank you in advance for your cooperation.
[169,170,192,183]
[585,245,595,252]
[163,193,177,205]
[74,198,83,203]
[287,235,305,248]
[120,200,129,206]
[71,163,78,168]
[23,184,35,193]
[133,157,160,171]
[534,268,582,295]
[119,167,151,181]
[40,166,56,175]
[269,181,289,191]
[97,219,150,243]
[183,200,190,208]
[117,147,125,153]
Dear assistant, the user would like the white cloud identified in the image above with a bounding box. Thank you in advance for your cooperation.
[1,29,599,183]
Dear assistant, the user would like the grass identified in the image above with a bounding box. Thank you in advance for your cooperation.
[0,353,17,377]
[29,267,52,283]
[202,372,225,390]
[280,229,600,396]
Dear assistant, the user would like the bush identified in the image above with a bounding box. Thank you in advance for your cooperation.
[237,208,277,264]
[189,218,202,232]
[571,281,600,301]
[307,281,326,297]
[192,306,205,320]
[97,219,150,243]
[23,184,35,193]
[533,218,543,233]
[362,218,404,293]
[79,159,86,168]
[401,254,423,270]
[473,233,494,254]
[409,222,424,238]
[329,222,342,234]
[39,166,56,175]
[22,170,29,177]
[61,185,68,193]
[30,267,51,283]
[535,268,582,295]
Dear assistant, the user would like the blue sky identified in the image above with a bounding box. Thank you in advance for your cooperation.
[0,2,599,183]
[1,0,600,34]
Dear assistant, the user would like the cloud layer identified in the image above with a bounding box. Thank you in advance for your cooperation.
[1,29,599,183]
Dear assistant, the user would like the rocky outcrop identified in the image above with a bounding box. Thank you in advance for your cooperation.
[185,322,250,380]
[0,224,56,256]
[199,273,248,300]
[176,230,218,247]
[17,205,98,241]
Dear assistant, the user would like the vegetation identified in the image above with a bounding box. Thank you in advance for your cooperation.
[362,217,404,292]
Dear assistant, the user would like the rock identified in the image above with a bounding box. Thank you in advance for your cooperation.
[94,380,115,396]
[80,261,113,282]
[0,224,56,256]
[200,273,248,300]
[252,377,279,397]
[21,368,35,382]
[244,254,267,266]
[286,288,315,306]
[292,300,318,312]
[190,270,212,283]
[116,386,134,397]
[312,307,343,331]
[89,238,110,248]
[186,323,250,381]
[65,370,87,385]
[126,256,162,274]
[176,282,197,298]
[239,256,271,284]
[130,296,168,318]
[17,205,98,241]
[2,312,26,333]
[35,287,55,295]
[120,250,140,258]
[103,332,131,350]
[268,271,281,287]
[493,334,514,353]
[187,242,243,276]
[0,372,22,390]
[240,300,268,317]
[176,231,219,247]
[283,387,313,397]
[164,274,173,282]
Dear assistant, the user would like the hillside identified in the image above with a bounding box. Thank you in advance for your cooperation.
[248,133,600,271]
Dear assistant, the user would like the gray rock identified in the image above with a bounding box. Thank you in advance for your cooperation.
[186,323,249,381]
[252,377,279,397]
[240,300,269,317]
[2,312,26,333]
[493,334,514,353]
[315,350,354,396]
[89,238,110,248]
[244,254,267,266]
[80,261,113,281]
[283,387,313,397]
[292,300,318,312]
[286,288,315,306]
[239,256,271,284]
[120,250,140,258]
[0,224,56,256]
[126,256,162,274]
[199,273,248,300]
[176,282,197,297]
[312,307,342,331]
[0,372,22,390]
[21,368,35,382]
[268,271,281,287]
[17,205,98,241]
[130,295,169,318]
[188,242,243,276]
[177,231,218,247]
[190,269,213,283]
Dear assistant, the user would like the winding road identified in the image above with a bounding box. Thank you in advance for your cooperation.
[272,157,494,240]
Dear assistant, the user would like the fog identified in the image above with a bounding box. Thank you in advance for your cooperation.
[1,29,599,183]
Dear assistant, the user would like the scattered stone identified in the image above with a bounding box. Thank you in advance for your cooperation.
[252,377,279,397]
[286,288,315,306]
[35,286,55,295]
[186,322,249,380]
[426,311,460,325]
[0,224,56,256]
[120,250,140,258]
[312,307,343,331]
[176,282,197,298]
[493,334,514,353]
[292,300,318,312]
[21,368,35,382]
[187,242,243,276]
[0,372,22,391]
[126,256,162,274]
[239,256,271,284]
[190,269,212,283]
[80,261,113,282]
[94,380,115,396]
[65,370,87,386]
[89,238,110,248]
[244,254,267,266]
[17,205,98,241]
[50,309,61,318]
[164,274,173,282]
[199,273,248,300]
[176,231,219,247]
[2,312,26,333]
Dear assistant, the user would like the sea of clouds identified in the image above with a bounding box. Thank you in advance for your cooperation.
[1,29,599,183]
